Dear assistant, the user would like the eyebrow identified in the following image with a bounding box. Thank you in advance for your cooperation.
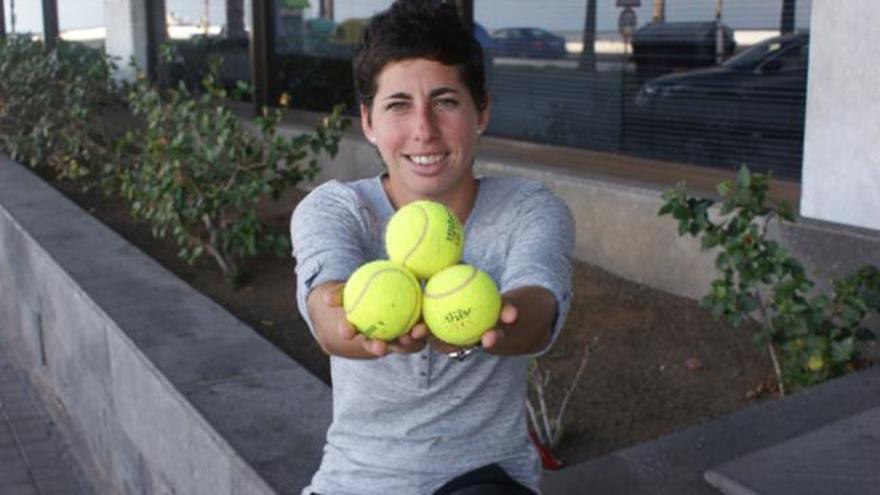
[383,87,459,101]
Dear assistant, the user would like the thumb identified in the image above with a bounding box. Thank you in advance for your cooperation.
[323,283,345,307]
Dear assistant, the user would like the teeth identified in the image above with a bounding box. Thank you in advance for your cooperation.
[410,154,445,165]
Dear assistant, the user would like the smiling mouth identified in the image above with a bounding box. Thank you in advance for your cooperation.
[406,153,448,166]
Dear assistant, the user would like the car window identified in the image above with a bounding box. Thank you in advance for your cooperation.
[528,29,545,38]
[723,37,803,70]
[760,41,809,71]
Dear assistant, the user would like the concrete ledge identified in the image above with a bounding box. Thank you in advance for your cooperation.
[704,406,880,495]
[0,156,332,494]
[541,364,880,494]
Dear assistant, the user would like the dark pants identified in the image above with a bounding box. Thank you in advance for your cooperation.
[432,464,536,495]
[311,463,536,495]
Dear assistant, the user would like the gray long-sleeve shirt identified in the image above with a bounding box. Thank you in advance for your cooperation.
[291,174,574,495]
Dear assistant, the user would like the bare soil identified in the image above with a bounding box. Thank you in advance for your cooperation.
[50,177,775,467]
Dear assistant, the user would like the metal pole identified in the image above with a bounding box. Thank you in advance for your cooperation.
[145,0,168,84]
[41,0,59,49]
[251,0,275,114]
[715,0,724,64]
[202,0,210,35]
[652,0,665,23]
[226,0,246,38]
[11,0,16,33]
[0,0,6,39]
[579,0,597,71]
[780,0,796,34]
[320,0,335,21]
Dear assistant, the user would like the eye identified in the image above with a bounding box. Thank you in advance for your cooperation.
[385,100,409,112]
[435,98,459,110]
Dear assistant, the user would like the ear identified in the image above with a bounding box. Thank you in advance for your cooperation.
[360,103,376,144]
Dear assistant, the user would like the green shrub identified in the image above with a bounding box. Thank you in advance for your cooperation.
[122,58,349,283]
[660,166,880,394]
[162,37,251,95]
[0,35,120,188]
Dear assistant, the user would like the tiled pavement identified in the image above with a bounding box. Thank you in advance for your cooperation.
[0,347,90,495]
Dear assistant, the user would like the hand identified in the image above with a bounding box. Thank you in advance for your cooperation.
[323,284,429,357]
[428,300,518,354]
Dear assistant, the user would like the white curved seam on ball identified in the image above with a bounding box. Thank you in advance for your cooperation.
[347,267,409,313]
[424,266,478,299]
[402,203,429,265]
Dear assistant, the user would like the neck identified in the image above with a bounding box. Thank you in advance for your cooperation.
[382,175,478,225]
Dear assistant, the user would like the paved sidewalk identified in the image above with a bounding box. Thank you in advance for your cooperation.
[0,346,89,495]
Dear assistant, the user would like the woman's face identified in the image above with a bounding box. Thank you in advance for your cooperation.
[362,58,489,207]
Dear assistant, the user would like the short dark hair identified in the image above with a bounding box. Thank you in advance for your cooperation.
[353,0,488,112]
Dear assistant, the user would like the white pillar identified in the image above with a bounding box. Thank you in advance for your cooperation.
[800,0,880,231]
[103,0,149,81]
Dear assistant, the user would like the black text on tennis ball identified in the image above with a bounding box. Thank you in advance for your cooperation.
[423,264,501,346]
[385,200,464,279]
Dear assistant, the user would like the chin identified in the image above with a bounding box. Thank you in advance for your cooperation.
[390,166,470,201]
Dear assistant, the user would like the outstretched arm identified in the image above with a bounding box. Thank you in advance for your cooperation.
[483,285,557,355]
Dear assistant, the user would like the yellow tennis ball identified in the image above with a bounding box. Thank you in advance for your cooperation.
[343,260,422,341]
[385,200,464,280]
[423,264,502,346]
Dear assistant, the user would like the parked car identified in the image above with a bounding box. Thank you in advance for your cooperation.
[631,32,809,174]
[491,27,567,59]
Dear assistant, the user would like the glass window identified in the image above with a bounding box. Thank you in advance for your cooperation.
[475,0,813,179]
[163,0,253,98]
[3,0,44,38]
[58,0,104,49]
[180,0,814,180]
[758,40,808,71]
[268,1,392,113]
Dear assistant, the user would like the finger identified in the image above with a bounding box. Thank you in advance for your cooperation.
[323,283,345,307]
[481,329,503,349]
[409,323,429,340]
[363,338,388,357]
[499,302,518,325]
[397,333,414,346]
[337,319,358,340]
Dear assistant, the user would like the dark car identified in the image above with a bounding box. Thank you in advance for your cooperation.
[632,32,809,175]
[491,27,567,59]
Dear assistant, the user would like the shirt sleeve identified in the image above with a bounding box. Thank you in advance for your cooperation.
[499,183,575,355]
[290,181,372,337]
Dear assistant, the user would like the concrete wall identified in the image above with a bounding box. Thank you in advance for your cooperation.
[0,157,332,495]
[800,0,880,231]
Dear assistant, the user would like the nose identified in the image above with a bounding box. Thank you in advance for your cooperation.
[412,103,439,142]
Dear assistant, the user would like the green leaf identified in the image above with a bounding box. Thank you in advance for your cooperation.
[830,337,855,363]
[777,202,795,222]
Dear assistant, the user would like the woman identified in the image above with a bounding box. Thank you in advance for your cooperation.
[291,1,574,493]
